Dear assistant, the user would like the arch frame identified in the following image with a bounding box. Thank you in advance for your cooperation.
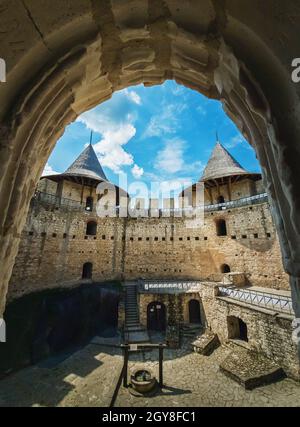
[0,1,299,323]
[82,262,93,280]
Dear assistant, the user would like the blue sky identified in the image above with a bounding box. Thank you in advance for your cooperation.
[44,80,260,197]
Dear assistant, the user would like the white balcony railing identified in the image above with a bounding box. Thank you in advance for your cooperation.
[218,286,293,315]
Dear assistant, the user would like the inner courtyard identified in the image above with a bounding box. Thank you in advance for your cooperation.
[1,339,300,407]
[1,0,300,409]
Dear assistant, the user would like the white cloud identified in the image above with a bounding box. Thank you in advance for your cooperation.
[124,89,142,105]
[196,105,207,116]
[132,164,144,179]
[171,85,185,96]
[93,124,136,173]
[143,103,187,138]
[77,109,137,173]
[224,133,252,151]
[154,138,185,174]
[43,163,59,176]
[154,138,204,178]
[184,160,204,175]
[227,134,243,148]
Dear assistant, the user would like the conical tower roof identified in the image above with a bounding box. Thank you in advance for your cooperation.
[43,144,108,186]
[41,139,129,198]
[63,144,107,182]
[201,142,252,182]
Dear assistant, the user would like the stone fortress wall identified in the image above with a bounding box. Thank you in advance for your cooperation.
[8,176,288,301]
[6,148,297,381]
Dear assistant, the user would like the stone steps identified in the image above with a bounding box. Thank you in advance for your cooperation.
[123,282,149,343]
[181,323,203,338]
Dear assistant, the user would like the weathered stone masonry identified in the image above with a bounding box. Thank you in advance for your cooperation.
[3,139,297,382]
[139,284,299,380]
[8,195,288,301]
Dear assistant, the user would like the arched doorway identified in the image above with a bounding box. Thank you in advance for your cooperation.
[147,302,166,331]
[0,2,299,324]
[82,262,93,280]
[221,264,231,273]
[188,299,201,324]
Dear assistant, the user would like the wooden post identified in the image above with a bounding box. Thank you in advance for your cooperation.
[123,344,129,388]
[159,343,164,388]
[227,177,232,201]
[208,186,213,205]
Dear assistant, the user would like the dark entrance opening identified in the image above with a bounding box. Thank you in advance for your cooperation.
[216,219,227,236]
[82,262,93,279]
[86,221,97,236]
[147,302,166,331]
[188,299,201,324]
[238,318,248,342]
[221,264,231,273]
[227,316,248,342]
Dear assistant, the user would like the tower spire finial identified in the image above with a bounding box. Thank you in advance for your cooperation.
[216,131,219,143]
[89,130,93,146]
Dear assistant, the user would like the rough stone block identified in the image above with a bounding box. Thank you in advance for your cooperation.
[219,346,286,390]
[192,331,220,356]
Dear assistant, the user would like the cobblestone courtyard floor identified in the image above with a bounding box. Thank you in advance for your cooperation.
[0,340,300,407]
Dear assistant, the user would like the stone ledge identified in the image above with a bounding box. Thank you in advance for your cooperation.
[217,296,294,320]
[220,346,286,390]
[192,331,220,356]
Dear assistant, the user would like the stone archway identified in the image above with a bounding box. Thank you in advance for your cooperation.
[0,1,300,328]
[82,262,93,280]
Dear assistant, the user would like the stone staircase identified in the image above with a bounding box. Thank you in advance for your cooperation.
[124,282,149,343]
[181,323,203,339]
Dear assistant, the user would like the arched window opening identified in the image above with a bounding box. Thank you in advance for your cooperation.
[216,219,227,236]
[86,221,97,236]
[82,262,93,280]
[221,264,231,273]
[227,316,248,342]
[85,196,94,211]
